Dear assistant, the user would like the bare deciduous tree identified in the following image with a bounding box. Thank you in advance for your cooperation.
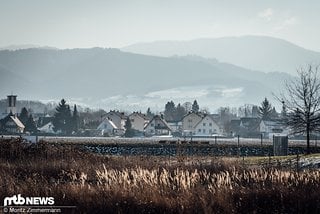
[277,65,320,154]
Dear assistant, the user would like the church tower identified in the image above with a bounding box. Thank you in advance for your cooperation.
[7,95,17,115]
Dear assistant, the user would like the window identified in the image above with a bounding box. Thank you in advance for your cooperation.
[209,123,212,126]
[151,123,154,127]
[188,119,192,122]
[203,123,206,126]
[198,129,201,133]
[131,119,134,123]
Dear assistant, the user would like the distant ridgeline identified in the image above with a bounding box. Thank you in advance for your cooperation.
[0,99,55,114]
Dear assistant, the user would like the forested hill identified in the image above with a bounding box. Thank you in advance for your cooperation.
[0,47,292,110]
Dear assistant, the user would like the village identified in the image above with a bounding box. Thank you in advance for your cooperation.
[0,95,292,140]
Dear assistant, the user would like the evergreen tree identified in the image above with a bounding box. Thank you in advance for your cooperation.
[146,107,154,119]
[25,114,38,133]
[182,102,192,112]
[175,103,186,121]
[72,104,80,133]
[192,100,199,112]
[19,107,29,125]
[124,118,135,137]
[164,101,175,122]
[281,100,287,118]
[258,98,272,120]
[251,106,259,117]
[52,99,72,135]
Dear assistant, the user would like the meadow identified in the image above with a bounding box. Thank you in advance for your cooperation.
[0,138,319,213]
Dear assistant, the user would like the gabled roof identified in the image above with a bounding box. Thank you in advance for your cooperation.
[38,121,54,133]
[145,115,171,131]
[240,117,260,131]
[261,119,284,128]
[1,113,25,129]
[129,112,150,120]
[98,118,118,129]
[181,111,205,121]
[194,114,220,128]
[37,116,54,127]
[103,110,127,119]
[11,116,25,129]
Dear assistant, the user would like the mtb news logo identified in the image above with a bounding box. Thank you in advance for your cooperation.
[3,194,54,206]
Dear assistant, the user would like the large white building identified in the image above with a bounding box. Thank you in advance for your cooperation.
[194,115,223,136]
[181,112,204,136]
[129,112,149,132]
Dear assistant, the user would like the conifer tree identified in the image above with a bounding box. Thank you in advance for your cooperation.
[192,100,199,112]
[146,107,154,119]
[258,98,272,120]
[72,104,80,133]
[52,99,72,135]
[124,118,134,137]
[25,114,38,133]
[164,101,175,122]
[19,107,29,125]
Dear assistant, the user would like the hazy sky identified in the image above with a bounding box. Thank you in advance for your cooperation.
[1,0,320,51]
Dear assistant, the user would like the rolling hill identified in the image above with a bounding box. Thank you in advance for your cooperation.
[0,47,292,111]
[123,36,320,75]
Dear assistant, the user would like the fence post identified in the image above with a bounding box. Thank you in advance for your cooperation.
[260,133,263,146]
[237,135,240,157]
[215,136,217,144]
[296,153,299,173]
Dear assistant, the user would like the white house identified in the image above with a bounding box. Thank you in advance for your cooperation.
[97,118,118,136]
[260,120,289,138]
[194,115,223,136]
[101,110,127,131]
[129,112,149,132]
[38,121,55,134]
[167,121,182,133]
[181,111,204,136]
[144,115,171,136]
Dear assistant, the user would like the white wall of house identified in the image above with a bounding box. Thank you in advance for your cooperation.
[194,115,222,136]
[97,119,117,136]
[182,112,203,135]
[39,122,55,134]
[260,121,273,133]
[168,121,182,132]
[103,112,126,130]
[129,113,148,132]
[144,116,171,136]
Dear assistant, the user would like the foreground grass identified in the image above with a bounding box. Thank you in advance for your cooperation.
[0,138,319,213]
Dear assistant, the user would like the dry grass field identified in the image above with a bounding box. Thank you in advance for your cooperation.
[0,138,319,213]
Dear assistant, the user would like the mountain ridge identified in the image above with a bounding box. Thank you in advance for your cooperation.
[122,35,320,74]
[0,47,292,111]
